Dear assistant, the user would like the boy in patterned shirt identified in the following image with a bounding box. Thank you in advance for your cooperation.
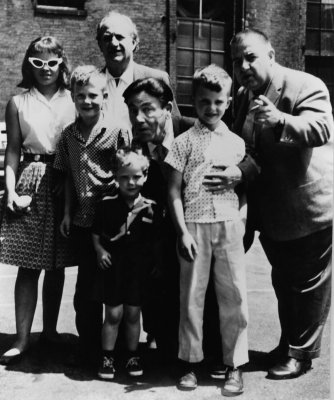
[54,65,130,365]
[165,64,248,396]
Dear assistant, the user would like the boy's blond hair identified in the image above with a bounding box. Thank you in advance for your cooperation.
[192,64,232,97]
[70,65,107,92]
[113,146,149,175]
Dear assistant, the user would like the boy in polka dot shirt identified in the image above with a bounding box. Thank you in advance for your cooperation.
[165,64,248,396]
[54,65,130,365]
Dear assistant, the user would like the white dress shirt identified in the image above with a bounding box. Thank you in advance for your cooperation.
[103,62,134,133]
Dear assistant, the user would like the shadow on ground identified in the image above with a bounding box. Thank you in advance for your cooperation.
[0,331,271,390]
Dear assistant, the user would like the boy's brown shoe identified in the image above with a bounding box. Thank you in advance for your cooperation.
[178,371,197,390]
[222,367,243,397]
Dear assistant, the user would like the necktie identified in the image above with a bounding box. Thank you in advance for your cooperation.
[153,144,167,162]
[242,97,257,146]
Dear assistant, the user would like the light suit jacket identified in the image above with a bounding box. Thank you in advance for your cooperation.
[234,63,333,241]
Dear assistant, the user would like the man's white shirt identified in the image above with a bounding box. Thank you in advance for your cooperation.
[103,62,134,133]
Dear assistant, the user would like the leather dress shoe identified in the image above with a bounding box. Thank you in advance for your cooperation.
[267,357,312,380]
[222,367,243,397]
[0,348,26,365]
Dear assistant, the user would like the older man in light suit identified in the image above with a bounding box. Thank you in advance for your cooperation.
[96,11,180,133]
[208,29,332,380]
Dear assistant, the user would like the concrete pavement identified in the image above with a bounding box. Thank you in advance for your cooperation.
[0,237,331,400]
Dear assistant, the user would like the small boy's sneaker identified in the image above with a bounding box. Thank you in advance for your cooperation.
[98,355,115,380]
[125,356,143,377]
[210,362,228,379]
[146,334,157,350]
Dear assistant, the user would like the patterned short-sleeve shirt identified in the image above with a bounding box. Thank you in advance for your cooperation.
[165,119,245,223]
[54,117,130,227]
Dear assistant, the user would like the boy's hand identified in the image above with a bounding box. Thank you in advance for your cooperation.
[97,248,112,270]
[6,191,20,213]
[203,165,242,192]
[178,232,198,262]
[60,215,71,238]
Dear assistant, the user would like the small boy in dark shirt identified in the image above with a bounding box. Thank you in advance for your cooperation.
[92,147,161,380]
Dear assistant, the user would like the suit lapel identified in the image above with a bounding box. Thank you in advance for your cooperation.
[133,62,145,81]
[265,65,283,106]
[233,88,249,136]
[253,64,283,141]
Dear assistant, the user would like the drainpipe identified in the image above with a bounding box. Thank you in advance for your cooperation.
[232,0,247,120]
[165,0,170,74]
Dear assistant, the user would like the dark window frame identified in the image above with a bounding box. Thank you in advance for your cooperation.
[305,0,334,110]
[176,17,226,111]
[32,0,87,17]
[305,0,334,56]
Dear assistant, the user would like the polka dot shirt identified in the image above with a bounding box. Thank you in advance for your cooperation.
[165,119,245,223]
[54,118,130,227]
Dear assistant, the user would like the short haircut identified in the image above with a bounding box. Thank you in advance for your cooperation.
[230,29,272,49]
[123,78,174,108]
[192,64,232,97]
[70,65,107,93]
[18,36,70,89]
[112,146,150,175]
[96,11,139,51]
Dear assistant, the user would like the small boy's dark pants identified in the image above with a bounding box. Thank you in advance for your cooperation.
[72,225,103,353]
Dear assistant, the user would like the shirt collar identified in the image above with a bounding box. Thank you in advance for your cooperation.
[147,116,174,156]
[30,87,66,103]
[194,119,229,136]
[105,60,134,85]
[73,113,107,143]
[119,192,145,211]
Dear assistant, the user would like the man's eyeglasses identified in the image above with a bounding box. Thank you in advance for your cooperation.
[101,33,127,43]
[28,57,63,69]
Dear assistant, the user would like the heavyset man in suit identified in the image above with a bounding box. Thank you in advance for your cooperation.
[228,29,333,379]
[96,11,180,133]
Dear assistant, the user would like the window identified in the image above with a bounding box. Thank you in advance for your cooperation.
[32,0,87,16]
[177,18,226,111]
[306,0,334,56]
[305,0,334,107]
[176,0,235,116]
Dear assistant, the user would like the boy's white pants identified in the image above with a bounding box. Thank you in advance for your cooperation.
[178,221,249,367]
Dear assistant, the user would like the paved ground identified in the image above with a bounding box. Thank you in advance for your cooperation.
[0,236,331,400]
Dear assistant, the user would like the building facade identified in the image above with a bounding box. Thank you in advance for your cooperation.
[0,0,333,119]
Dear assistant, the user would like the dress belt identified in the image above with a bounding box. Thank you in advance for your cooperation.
[23,153,55,163]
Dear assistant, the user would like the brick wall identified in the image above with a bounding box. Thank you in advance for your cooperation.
[0,0,169,120]
[0,0,308,121]
[245,0,307,70]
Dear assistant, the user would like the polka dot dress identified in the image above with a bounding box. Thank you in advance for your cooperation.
[0,160,75,270]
